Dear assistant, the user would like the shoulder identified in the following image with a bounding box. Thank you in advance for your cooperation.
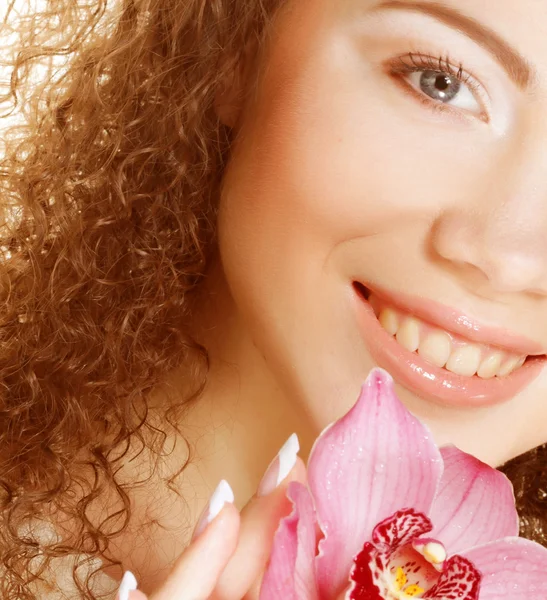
[14,520,119,599]
[30,557,118,599]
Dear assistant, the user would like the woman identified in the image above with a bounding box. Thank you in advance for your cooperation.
[0,0,546,597]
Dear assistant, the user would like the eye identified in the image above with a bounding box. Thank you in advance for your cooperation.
[406,69,480,113]
[388,54,487,120]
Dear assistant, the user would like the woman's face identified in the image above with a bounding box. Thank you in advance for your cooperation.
[215,0,547,466]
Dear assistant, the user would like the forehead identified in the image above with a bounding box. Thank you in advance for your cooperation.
[373,0,547,47]
[276,0,547,77]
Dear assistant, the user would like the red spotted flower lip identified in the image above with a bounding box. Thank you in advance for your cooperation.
[259,369,547,600]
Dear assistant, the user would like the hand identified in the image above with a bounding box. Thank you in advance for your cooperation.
[117,435,305,600]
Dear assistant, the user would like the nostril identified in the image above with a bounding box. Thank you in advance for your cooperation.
[431,214,547,296]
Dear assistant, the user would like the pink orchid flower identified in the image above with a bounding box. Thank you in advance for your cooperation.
[260,368,547,600]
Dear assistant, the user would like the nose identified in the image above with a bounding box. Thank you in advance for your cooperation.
[431,131,547,296]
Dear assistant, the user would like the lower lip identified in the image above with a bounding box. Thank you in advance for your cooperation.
[353,286,545,408]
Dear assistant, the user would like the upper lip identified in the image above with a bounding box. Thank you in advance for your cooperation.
[356,282,546,357]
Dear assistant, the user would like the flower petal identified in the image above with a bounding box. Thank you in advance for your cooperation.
[309,368,443,598]
[428,446,518,554]
[370,508,434,552]
[461,537,547,599]
[422,555,480,599]
[260,482,319,600]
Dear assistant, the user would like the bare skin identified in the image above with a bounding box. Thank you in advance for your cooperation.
[108,0,547,595]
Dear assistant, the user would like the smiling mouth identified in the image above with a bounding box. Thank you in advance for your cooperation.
[353,282,546,406]
[360,285,528,379]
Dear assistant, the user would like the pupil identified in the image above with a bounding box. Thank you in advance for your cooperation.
[435,74,450,91]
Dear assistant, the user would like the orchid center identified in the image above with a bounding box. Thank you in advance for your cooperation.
[350,509,481,600]
[382,539,446,599]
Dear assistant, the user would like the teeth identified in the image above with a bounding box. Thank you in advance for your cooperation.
[445,344,483,377]
[477,352,503,379]
[379,308,399,336]
[497,356,519,377]
[418,331,452,368]
[396,317,420,352]
[498,355,525,377]
[373,296,528,378]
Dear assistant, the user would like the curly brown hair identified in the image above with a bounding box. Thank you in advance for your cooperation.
[0,0,545,597]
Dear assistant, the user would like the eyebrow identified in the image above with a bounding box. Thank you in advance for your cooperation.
[374,0,534,90]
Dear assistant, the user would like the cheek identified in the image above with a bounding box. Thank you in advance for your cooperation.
[220,48,484,271]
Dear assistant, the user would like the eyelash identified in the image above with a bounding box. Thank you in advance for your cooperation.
[387,52,487,120]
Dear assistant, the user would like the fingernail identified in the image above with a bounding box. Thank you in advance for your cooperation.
[193,479,235,540]
[257,433,299,497]
[117,571,137,600]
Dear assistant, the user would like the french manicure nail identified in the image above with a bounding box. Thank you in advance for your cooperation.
[117,571,137,600]
[193,479,235,540]
[257,433,299,497]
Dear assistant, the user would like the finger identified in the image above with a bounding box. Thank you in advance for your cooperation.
[241,458,309,600]
[150,483,240,600]
[212,455,307,600]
